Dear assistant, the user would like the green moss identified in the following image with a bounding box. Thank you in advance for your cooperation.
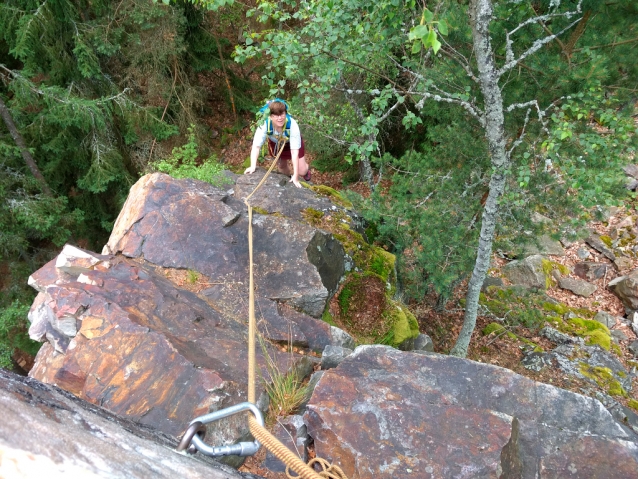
[611,343,623,355]
[628,399,638,412]
[383,300,419,347]
[584,330,612,350]
[579,364,628,397]
[338,279,358,316]
[252,206,269,215]
[483,322,506,335]
[543,302,569,315]
[369,248,395,283]
[599,234,613,248]
[301,207,325,225]
[321,309,336,326]
[309,185,353,209]
[564,318,612,351]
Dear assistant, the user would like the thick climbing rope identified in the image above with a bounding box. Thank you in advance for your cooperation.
[243,142,348,479]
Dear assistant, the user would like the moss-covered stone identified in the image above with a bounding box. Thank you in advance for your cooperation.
[628,399,638,412]
[252,206,269,215]
[579,363,628,397]
[543,302,570,316]
[541,259,569,288]
[600,234,613,249]
[383,300,420,347]
[301,207,325,226]
[567,318,612,350]
[309,185,353,209]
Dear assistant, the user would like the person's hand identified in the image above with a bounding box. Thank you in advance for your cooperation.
[244,166,256,174]
[290,175,302,188]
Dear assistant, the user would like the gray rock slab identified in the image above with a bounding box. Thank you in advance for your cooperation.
[573,261,613,281]
[106,173,347,318]
[585,233,616,261]
[594,311,618,329]
[557,277,597,297]
[0,369,256,479]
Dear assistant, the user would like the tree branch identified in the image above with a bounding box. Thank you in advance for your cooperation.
[0,96,53,196]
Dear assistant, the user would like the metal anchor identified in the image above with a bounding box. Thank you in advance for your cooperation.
[176,402,263,457]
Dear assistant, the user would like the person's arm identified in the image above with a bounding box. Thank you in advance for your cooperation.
[290,148,301,187]
[245,145,261,174]
[245,124,266,174]
[288,119,302,187]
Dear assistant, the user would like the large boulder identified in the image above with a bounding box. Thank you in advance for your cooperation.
[304,346,638,479]
[0,369,258,479]
[105,172,347,318]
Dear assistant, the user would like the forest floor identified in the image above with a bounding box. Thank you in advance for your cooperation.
[202,108,638,478]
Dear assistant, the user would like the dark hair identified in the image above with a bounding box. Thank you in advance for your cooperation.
[268,101,287,116]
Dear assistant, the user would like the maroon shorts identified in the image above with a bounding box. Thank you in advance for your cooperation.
[268,138,305,164]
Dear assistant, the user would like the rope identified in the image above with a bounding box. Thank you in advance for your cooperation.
[242,140,349,479]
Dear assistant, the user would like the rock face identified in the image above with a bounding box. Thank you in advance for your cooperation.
[305,346,638,479]
[105,172,346,318]
[0,369,257,479]
[26,172,358,450]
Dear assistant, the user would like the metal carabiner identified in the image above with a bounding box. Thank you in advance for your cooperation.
[177,402,264,457]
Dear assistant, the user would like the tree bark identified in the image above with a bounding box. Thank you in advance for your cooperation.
[0,96,53,196]
[450,0,508,357]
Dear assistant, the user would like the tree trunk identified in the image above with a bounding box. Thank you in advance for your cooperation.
[450,0,508,357]
[0,96,53,196]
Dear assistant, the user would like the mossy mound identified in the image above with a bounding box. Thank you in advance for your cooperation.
[332,272,418,348]
[559,317,612,351]
[579,364,628,398]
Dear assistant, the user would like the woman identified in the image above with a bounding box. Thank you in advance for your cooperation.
[244,100,310,188]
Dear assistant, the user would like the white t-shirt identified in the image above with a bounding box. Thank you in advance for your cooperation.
[252,116,302,150]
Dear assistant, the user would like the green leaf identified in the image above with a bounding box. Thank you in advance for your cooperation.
[438,20,448,36]
[411,41,422,54]
[409,25,429,41]
[432,36,442,54]
[423,9,433,23]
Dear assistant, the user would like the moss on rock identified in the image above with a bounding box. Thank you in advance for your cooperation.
[383,300,420,347]
[579,364,628,397]
[309,185,353,209]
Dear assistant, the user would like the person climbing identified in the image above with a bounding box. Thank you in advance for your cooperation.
[244,99,311,188]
